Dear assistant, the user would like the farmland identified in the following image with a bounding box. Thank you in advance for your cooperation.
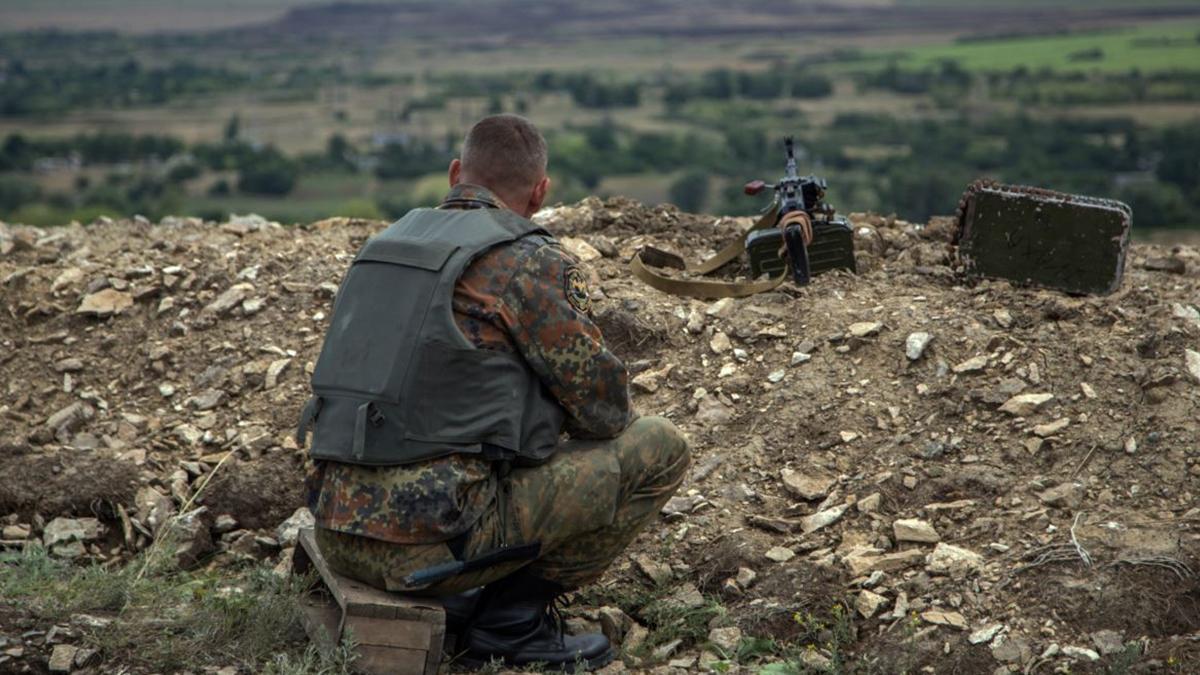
[0,1,1197,231]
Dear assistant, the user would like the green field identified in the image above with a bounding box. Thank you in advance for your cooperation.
[899,20,1200,72]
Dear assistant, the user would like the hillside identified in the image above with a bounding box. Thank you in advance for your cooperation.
[1,201,1199,673]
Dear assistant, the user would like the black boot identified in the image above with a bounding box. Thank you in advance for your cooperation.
[458,569,614,671]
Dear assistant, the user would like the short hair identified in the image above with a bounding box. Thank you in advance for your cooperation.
[460,114,548,196]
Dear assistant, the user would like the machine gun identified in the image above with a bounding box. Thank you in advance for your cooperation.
[743,137,855,285]
[628,136,856,299]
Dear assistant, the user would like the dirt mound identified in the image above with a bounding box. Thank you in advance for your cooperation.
[2,202,1200,672]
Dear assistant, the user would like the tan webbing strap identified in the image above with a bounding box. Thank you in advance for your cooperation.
[630,254,788,299]
[629,204,787,299]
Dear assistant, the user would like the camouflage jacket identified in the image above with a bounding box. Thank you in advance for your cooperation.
[305,184,632,544]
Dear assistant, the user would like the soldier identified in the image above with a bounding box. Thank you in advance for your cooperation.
[301,114,690,671]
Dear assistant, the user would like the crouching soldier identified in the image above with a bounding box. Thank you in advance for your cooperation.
[299,114,690,671]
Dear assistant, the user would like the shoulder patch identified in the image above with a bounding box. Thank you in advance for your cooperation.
[564,266,592,315]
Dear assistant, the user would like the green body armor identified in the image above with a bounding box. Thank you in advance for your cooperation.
[298,207,566,466]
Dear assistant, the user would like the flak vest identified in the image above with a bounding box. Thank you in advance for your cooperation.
[296,207,566,466]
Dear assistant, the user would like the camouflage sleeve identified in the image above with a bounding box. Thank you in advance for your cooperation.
[500,242,632,440]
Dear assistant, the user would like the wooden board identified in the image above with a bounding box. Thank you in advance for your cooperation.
[295,528,446,675]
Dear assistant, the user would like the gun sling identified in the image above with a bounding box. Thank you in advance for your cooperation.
[629,204,790,299]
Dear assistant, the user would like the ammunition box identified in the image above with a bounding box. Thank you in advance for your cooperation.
[746,217,857,280]
[957,182,1131,295]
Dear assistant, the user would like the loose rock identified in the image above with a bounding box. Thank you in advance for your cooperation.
[893,518,940,544]
[905,332,933,360]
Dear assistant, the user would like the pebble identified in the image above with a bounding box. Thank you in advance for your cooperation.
[848,321,883,338]
[993,308,1014,328]
[893,518,940,543]
[905,332,933,360]
[857,493,881,513]
[1080,382,1097,399]
[203,283,254,316]
[952,355,988,374]
[1062,646,1101,661]
[265,358,292,389]
[1186,349,1200,384]
[969,624,1004,645]
[707,626,742,652]
[802,504,848,534]
[1037,482,1084,508]
[76,288,133,317]
[766,369,786,383]
[1032,418,1070,437]
[53,358,84,373]
[190,389,225,411]
[790,351,811,366]
[921,609,968,630]
[709,331,732,354]
[765,546,796,563]
[780,469,834,501]
[998,392,1054,416]
[275,507,315,548]
[855,590,888,618]
[735,567,757,588]
[48,644,77,673]
[926,542,984,576]
[705,297,734,317]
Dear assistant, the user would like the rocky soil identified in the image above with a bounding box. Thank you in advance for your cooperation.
[2,201,1199,673]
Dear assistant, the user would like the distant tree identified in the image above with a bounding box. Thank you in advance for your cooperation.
[237,147,297,195]
[224,114,241,142]
[669,171,710,212]
[0,174,41,213]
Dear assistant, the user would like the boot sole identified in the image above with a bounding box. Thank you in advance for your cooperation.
[454,646,615,673]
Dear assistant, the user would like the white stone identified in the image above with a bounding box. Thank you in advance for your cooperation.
[707,626,742,652]
[203,283,254,315]
[848,321,883,338]
[1186,349,1200,384]
[905,332,933,360]
[265,358,291,389]
[969,624,1004,645]
[767,369,786,384]
[560,236,602,262]
[736,567,757,588]
[855,590,888,618]
[765,546,795,563]
[1080,382,1097,399]
[922,609,968,630]
[893,518,940,543]
[802,504,848,534]
[998,393,1054,416]
[709,331,732,354]
[927,542,984,576]
[76,288,133,317]
[780,469,835,500]
[1062,646,1101,661]
[790,351,811,366]
[952,355,988,374]
[275,507,315,548]
[1032,418,1070,437]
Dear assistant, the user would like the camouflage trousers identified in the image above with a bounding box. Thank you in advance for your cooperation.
[315,416,690,593]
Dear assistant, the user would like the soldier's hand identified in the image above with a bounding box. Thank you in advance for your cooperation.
[779,210,813,246]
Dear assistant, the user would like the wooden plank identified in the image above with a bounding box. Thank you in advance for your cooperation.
[299,596,341,652]
[424,620,446,675]
[356,644,430,675]
[342,615,432,649]
[298,528,441,620]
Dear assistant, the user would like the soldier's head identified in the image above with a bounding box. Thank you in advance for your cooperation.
[450,114,550,218]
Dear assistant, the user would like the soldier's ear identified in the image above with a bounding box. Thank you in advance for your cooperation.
[530,175,550,213]
[448,158,463,187]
